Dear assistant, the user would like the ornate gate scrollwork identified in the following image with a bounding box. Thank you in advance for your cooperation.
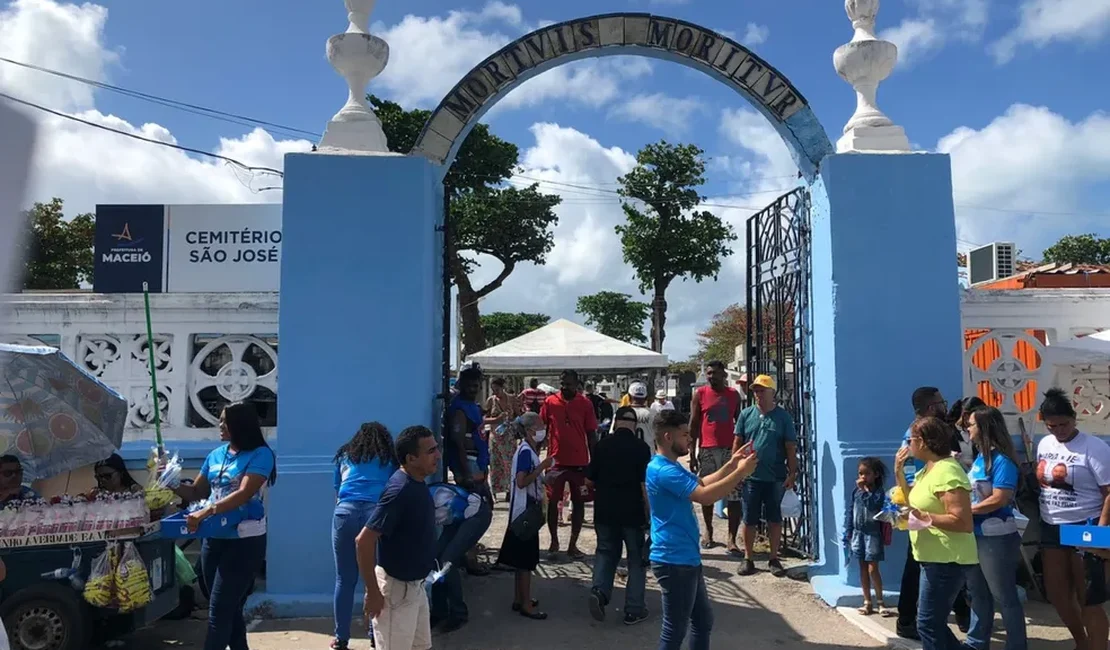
[745,187,817,559]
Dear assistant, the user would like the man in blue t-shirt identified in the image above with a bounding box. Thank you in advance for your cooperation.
[358,426,440,650]
[647,409,758,650]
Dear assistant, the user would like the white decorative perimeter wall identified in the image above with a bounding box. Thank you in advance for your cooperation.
[961,289,1110,437]
[2,289,1108,443]
[1,293,278,443]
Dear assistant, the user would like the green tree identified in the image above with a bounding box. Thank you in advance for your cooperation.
[1042,234,1110,265]
[371,95,561,355]
[20,198,95,290]
[575,291,650,344]
[480,312,550,347]
[694,303,782,367]
[615,141,737,352]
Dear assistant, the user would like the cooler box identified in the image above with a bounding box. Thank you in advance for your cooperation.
[159,510,242,539]
[1060,525,1110,549]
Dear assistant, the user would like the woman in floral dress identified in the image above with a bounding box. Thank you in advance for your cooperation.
[487,377,518,498]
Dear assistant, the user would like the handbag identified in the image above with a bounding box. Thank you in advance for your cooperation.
[510,496,545,540]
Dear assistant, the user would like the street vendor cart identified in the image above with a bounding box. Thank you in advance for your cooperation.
[0,344,179,650]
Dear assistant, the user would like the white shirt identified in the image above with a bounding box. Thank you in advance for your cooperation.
[611,405,656,445]
[650,400,675,414]
[508,441,543,523]
[1037,432,1110,524]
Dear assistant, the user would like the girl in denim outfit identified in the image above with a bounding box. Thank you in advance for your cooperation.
[844,456,889,615]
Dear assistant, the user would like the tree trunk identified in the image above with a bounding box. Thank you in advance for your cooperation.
[650,280,668,353]
[455,271,487,358]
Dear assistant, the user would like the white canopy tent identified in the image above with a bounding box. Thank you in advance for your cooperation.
[466,319,668,373]
[1043,330,1110,366]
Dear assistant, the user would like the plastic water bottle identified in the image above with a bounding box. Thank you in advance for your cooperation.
[40,568,70,580]
[425,561,452,588]
[901,441,916,485]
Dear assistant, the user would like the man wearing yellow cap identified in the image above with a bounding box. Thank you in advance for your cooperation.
[733,374,797,578]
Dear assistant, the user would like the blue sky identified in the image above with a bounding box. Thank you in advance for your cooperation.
[2,0,1109,360]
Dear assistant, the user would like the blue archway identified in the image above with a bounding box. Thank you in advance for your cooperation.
[412,13,833,181]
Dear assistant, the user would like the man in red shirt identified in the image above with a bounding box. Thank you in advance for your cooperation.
[688,360,743,554]
[540,369,598,560]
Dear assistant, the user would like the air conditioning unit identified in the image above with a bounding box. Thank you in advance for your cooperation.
[968,242,1016,285]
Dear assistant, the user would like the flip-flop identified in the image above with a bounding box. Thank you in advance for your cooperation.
[519,609,548,620]
[512,599,540,612]
[567,548,586,560]
[726,547,743,558]
[701,539,714,550]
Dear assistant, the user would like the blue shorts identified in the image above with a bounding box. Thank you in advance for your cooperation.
[742,480,785,525]
[850,530,884,562]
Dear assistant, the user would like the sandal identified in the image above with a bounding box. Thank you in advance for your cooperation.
[512,599,540,612]
[701,539,714,550]
[857,601,873,616]
[567,547,586,560]
[876,601,894,617]
[519,608,548,620]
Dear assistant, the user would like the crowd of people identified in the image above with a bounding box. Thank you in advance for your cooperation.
[9,360,1110,650]
[844,384,1110,650]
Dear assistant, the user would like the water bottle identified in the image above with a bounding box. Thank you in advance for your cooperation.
[40,568,70,580]
[426,561,452,586]
[901,441,916,486]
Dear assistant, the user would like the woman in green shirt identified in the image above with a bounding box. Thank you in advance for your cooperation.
[894,416,978,650]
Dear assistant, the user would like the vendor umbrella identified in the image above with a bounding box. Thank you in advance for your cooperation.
[0,342,127,480]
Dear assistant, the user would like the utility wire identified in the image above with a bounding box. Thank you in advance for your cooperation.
[0,91,285,177]
[0,55,320,141]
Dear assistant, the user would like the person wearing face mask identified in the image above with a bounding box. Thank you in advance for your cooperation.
[587,406,653,625]
[947,397,984,471]
[496,411,556,621]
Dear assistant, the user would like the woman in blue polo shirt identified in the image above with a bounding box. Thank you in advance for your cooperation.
[174,402,277,650]
[330,422,397,650]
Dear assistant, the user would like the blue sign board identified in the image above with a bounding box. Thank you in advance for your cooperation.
[93,205,165,293]
[1060,525,1110,549]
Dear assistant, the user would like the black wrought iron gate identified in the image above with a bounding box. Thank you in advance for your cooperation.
[745,187,818,560]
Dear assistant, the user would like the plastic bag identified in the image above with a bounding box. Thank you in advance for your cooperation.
[174,546,196,586]
[84,545,119,608]
[116,542,153,612]
[781,489,802,518]
[145,448,180,512]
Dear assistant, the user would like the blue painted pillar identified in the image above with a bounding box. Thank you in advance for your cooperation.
[260,153,444,615]
[807,153,963,606]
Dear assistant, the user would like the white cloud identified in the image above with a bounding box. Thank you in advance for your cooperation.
[742,23,769,46]
[0,0,312,215]
[608,93,705,137]
[371,3,654,112]
[938,104,1110,256]
[881,19,942,66]
[881,0,988,68]
[991,0,1110,63]
[0,0,116,110]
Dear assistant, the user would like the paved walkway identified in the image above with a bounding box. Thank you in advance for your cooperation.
[127,498,882,649]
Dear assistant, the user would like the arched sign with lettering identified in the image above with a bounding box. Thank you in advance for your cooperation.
[413,13,833,181]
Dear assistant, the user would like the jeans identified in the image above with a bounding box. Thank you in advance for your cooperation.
[592,525,647,616]
[966,533,1026,650]
[333,501,376,642]
[200,535,266,650]
[431,498,492,622]
[918,562,972,650]
[898,551,970,628]
[652,563,713,650]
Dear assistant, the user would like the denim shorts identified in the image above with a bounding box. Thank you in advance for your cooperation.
[850,530,884,562]
[742,480,785,525]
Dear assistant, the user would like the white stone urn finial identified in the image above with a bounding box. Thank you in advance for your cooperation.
[833,0,911,153]
[318,0,390,153]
